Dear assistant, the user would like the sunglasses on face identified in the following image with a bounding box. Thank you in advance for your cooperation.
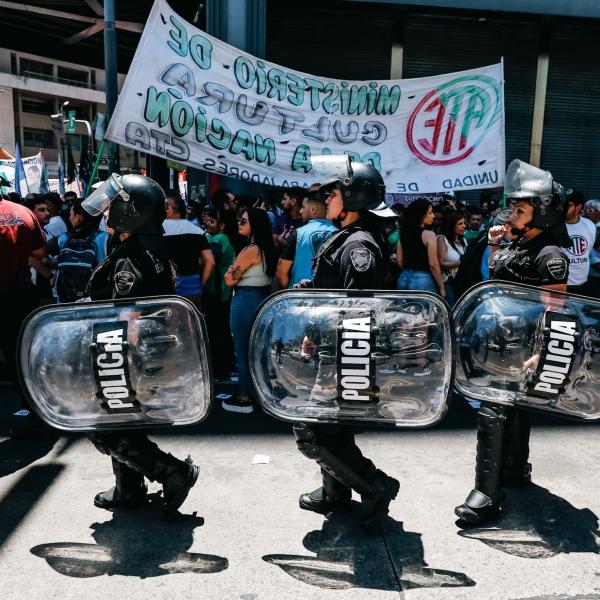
[238,217,249,225]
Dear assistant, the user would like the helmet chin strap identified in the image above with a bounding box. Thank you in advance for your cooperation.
[338,210,348,223]
[510,222,533,237]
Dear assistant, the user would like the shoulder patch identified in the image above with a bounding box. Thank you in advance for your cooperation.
[546,256,568,281]
[350,247,372,272]
[114,271,136,296]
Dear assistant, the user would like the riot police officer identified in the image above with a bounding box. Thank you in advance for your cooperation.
[455,159,570,524]
[293,156,400,525]
[81,174,199,513]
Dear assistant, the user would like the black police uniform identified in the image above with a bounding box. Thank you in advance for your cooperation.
[456,230,569,523]
[490,229,569,287]
[87,235,198,512]
[294,219,399,523]
[312,221,384,289]
[88,236,173,301]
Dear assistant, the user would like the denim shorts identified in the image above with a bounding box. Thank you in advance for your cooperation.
[397,270,438,294]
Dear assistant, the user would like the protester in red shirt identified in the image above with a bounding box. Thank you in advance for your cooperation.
[0,193,45,379]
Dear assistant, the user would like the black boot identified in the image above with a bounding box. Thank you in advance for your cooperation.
[153,454,199,513]
[94,458,147,510]
[93,433,199,514]
[299,468,352,515]
[455,405,506,525]
[299,486,352,515]
[360,470,400,526]
[295,424,398,523]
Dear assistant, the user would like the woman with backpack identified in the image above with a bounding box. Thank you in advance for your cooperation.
[46,199,109,303]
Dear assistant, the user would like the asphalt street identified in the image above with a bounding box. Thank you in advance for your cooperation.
[1,381,600,600]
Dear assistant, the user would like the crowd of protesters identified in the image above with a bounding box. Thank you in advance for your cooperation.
[3,178,600,421]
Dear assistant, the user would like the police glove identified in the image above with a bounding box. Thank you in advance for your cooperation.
[293,279,314,289]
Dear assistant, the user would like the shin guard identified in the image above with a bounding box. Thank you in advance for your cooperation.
[294,424,378,497]
[501,408,532,485]
[473,405,506,501]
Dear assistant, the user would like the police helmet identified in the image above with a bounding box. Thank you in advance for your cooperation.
[82,173,166,235]
[312,155,395,217]
[505,159,566,229]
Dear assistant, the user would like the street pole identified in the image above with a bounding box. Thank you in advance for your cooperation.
[85,140,106,198]
[104,0,120,175]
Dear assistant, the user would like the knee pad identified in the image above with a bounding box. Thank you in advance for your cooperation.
[88,433,112,456]
[477,405,507,435]
[293,424,321,460]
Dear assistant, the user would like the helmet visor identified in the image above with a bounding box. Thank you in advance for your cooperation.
[505,159,553,200]
[82,173,128,216]
[311,155,353,187]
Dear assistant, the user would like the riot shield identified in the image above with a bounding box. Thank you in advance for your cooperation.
[454,281,600,420]
[18,296,212,431]
[249,290,452,427]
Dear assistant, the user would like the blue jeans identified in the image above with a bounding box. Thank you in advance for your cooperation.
[397,270,438,294]
[230,285,271,396]
[444,280,456,307]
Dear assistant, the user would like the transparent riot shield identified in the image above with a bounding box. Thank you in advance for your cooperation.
[18,296,212,431]
[454,281,600,420]
[249,290,453,427]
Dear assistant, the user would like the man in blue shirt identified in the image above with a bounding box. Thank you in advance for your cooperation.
[275,186,338,288]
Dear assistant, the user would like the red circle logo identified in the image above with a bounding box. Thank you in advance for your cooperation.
[407,75,502,166]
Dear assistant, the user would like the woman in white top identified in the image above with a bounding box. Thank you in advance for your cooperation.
[437,211,466,307]
[223,208,276,413]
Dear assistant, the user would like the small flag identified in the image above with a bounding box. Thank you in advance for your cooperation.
[79,137,91,197]
[94,113,106,141]
[14,143,29,198]
[66,136,77,184]
[38,150,49,194]
[57,147,65,197]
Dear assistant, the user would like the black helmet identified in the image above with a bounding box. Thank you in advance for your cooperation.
[312,155,395,217]
[505,159,566,229]
[82,174,166,235]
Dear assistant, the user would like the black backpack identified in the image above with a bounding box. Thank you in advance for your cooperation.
[55,232,101,302]
[453,234,488,299]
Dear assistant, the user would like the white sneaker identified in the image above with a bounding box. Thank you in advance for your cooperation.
[222,397,254,413]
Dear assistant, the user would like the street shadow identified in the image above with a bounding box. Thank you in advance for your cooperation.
[457,483,600,558]
[31,494,228,578]
[0,433,61,479]
[0,463,65,549]
[263,509,475,591]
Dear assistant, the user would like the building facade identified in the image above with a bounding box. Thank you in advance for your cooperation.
[0,48,139,178]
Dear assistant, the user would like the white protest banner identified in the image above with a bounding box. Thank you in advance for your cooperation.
[106,0,505,192]
[0,151,44,195]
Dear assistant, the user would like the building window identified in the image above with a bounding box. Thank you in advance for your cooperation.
[22,96,55,115]
[57,66,89,88]
[23,127,56,149]
[20,58,53,81]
